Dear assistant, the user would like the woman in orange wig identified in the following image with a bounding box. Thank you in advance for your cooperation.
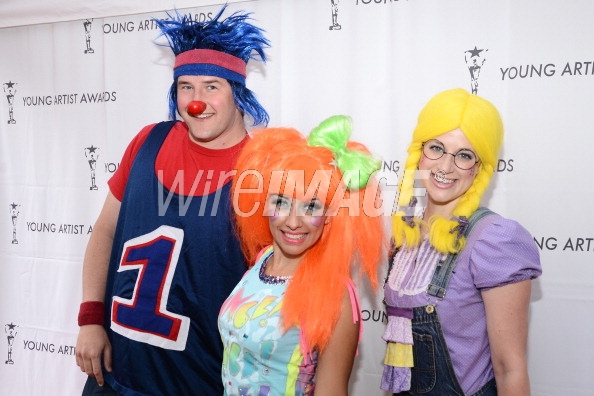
[218,115,387,395]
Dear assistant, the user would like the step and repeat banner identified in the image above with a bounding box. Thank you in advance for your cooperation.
[1,0,593,395]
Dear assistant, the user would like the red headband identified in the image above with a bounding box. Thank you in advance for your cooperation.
[174,49,246,77]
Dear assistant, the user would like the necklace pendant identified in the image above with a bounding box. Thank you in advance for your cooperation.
[425,304,435,314]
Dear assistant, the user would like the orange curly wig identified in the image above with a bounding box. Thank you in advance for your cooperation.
[232,123,387,354]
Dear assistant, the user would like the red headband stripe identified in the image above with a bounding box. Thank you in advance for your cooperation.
[174,49,246,77]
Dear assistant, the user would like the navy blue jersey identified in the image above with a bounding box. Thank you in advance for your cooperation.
[102,121,246,395]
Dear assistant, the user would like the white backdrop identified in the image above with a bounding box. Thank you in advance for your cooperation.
[1,0,593,395]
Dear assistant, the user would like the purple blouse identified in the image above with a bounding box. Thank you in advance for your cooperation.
[384,212,542,395]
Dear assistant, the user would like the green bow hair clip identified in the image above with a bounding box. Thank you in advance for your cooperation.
[307,115,381,191]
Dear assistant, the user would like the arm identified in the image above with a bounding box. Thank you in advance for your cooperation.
[482,279,532,396]
[75,192,121,386]
[313,290,360,396]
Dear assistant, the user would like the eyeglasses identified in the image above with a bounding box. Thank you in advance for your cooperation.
[422,139,479,170]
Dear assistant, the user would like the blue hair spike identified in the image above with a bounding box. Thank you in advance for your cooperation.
[154,5,270,126]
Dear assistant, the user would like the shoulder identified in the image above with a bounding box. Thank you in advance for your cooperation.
[466,210,542,289]
[252,246,274,268]
[138,121,185,140]
[122,122,182,163]
[108,123,163,200]
[135,122,161,140]
[121,122,166,153]
[472,211,535,250]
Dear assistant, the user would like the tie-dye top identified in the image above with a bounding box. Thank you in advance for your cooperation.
[218,246,317,396]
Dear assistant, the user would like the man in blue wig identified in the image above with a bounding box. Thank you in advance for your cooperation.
[75,6,270,395]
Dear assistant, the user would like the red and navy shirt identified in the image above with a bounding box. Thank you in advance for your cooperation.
[103,121,247,395]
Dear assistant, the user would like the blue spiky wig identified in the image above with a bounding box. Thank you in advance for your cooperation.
[154,5,270,126]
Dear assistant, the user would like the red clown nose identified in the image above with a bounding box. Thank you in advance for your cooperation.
[187,101,207,116]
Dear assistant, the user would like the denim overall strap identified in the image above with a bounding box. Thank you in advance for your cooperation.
[395,208,498,396]
[425,207,494,299]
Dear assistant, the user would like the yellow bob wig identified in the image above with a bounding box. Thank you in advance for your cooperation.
[393,88,503,254]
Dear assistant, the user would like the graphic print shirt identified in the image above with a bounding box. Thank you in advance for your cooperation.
[218,246,317,396]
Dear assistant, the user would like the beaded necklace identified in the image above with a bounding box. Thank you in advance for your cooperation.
[258,252,292,285]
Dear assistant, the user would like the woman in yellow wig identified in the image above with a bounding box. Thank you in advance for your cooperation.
[218,115,387,395]
[382,88,542,395]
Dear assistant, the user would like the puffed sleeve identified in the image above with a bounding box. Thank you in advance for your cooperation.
[468,215,542,290]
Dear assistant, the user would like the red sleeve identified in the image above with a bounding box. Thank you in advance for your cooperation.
[107,123,157,201]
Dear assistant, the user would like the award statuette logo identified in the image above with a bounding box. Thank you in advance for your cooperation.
[84,146,99,191]
[5,323,18,364]
[464,46,487,95]
[329,0,341,31]
[83,19,95,54]
[3,81,17,124]
[10,203,19,244]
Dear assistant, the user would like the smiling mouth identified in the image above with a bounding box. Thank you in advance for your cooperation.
[282,232,306,241]
[192,113,212,119]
